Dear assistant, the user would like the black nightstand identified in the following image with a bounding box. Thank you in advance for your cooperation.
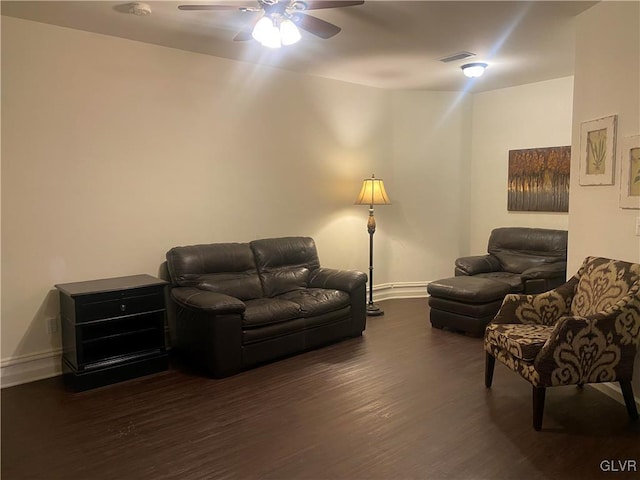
[55,274,169,391]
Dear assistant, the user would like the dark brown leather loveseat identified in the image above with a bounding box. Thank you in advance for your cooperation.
[165,237,367,378]
[454,227,568,295]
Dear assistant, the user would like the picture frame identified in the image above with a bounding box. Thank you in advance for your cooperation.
[507,146,571,212]
[619,135,640,209]
[579,114,617,185]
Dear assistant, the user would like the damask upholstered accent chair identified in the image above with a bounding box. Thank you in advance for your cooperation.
[484,256,640,430]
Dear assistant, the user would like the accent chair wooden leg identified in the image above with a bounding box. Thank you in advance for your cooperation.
[485,352,495,388]
[532,386,546,431]
[620,381,639,420]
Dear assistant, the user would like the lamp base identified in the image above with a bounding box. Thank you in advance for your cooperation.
[366,302,384,316]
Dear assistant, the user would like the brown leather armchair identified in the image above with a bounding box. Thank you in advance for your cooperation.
[455,227,568,294]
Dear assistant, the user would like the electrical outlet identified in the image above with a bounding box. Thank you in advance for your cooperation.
[46,317,59,335]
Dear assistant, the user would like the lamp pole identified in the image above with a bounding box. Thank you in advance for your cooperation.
[354,173,390,317]
[366,204,383,316]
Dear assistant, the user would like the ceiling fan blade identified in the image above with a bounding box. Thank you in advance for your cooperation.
[178,4,246,11]
[291,12,341,39]
[301,1,364,10]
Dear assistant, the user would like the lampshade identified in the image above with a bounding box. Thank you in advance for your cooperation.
[461,62,488,78]
[355,175,391,206]
[280,19,301,46]
[252,16,275,44]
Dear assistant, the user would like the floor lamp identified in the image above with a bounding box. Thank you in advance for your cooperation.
[355,174,391,316]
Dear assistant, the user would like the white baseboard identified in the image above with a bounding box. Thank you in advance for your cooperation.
[1,283,430,388]
[3,282,637,405]
[1,326,178,388]
[1,349,62,388]
[372,281,429,301]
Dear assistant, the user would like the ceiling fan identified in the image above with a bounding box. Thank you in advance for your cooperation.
[178,0,364,47]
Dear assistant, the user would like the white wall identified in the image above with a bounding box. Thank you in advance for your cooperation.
[384,91,472,285]
[1,17,391,381]
[569,1,640,393]
[568,1,640,272]
[1,16,577,386]
[469,77,574,254]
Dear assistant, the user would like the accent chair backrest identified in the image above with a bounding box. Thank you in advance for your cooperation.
[571,256,640,318]
[487,227,568,274]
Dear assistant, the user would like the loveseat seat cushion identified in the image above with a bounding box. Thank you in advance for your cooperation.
[278,288,350,317]
[251,237,321,297]
[242,298,301,328]
[242,307,351,345]
[167,243,262,300]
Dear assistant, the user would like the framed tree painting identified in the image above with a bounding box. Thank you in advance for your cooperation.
[508,146,571,212]
[579,114,617,185]
[619,135,640,209]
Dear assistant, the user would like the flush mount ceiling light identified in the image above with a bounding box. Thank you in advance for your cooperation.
[128,2,152,15]
[461,62,488,78]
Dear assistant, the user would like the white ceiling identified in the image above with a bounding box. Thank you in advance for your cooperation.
[1,1,598,92]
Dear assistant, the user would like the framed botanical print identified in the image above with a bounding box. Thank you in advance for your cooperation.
[619,135,640,209]
[579,115,617,185]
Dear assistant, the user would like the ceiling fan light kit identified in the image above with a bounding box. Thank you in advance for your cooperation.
[461,62,488,78]
[178,1,364,47]
[252,14,301,48]
[279,18,302,45]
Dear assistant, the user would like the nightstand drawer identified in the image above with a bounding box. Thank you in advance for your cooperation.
[77,290,164,322]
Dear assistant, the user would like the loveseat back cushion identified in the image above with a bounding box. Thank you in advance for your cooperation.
[250,237,321,297]
[571,257,640,317]
[166,243,263,300]
[487,227,568,274]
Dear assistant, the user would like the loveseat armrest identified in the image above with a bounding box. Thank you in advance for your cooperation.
[309,268,367,292]
[521,262,567,281]
[455,255,501,276]
[171,287,246,314]
[309,268,367,336]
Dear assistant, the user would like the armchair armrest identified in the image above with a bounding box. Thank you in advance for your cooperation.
[171,287,246,314]
[534,293,640,385]
[309,268,367,292]
[521,262,567,281]
[455,255,501,276]
[490,276,578,326]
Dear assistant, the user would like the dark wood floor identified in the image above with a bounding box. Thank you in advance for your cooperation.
[2,298,639,480]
